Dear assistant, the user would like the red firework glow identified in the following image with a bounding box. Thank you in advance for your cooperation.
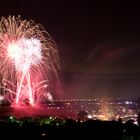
[0,16,60,107]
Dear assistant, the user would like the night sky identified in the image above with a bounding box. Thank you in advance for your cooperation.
[1,1,140,99]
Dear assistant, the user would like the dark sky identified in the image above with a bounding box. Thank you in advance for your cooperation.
[1,1,140,99]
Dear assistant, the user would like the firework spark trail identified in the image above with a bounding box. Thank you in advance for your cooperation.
[15,72,25,105]
[26,71,33,105]
[0,16,60,106]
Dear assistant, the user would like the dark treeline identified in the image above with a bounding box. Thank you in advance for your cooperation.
[0,117,140,140]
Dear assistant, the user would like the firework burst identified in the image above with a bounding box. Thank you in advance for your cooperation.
[0,16,60,106]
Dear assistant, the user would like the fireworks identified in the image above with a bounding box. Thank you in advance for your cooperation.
[0,16,60,106]
[7,38,42,72]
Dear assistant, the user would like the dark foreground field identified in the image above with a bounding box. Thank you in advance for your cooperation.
[0,117,140,140]
[0,117,139,139]
[0,106,140,140]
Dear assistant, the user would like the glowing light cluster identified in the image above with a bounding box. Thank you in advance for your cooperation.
[7,38,42,71]
[7,38,42,72]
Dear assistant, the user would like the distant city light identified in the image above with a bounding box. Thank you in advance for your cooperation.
[10,116,13,120]
[87,115,93,119]
[125,101,133,105]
